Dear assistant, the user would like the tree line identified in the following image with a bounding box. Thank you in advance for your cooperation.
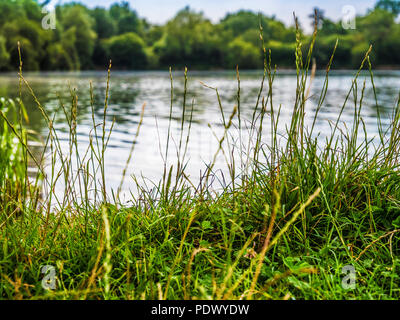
[0,0,400,71]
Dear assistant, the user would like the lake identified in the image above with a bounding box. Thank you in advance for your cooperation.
[1,70,399,201]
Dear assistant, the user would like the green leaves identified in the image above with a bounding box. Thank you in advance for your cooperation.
[201,220,212,230]
[104,32,147,69]
[391,215,400,228]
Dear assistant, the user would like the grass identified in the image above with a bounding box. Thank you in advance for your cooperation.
[0,97,28,220]
[0,24,400,300]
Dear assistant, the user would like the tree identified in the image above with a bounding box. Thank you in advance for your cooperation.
[105,32,147,69]
[319,19,347,36]
[91,7,117,39]
[225,38,262,69]
[154,7,224,68]
[110,2,142,35]
[308,7,325,29]
[358,8,399,64]
[375,0,400,15]
[267,40,296,66]
[0,36,10,70]
[313,35,353,68]
[221,10,261,37]
[46,43,76,71]
[90,7,117,67]
[267,20,297,42]
[144,25,164,46]
[0,0,400,71]
[0,0,28,27]
[21,0,44,22]
[221,10,296,46]
[1,19,49,70]
[58,4,97,69]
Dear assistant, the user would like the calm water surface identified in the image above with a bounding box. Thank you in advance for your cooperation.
[1,70,399,200]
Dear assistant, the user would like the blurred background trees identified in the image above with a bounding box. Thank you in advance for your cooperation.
[0,0,399,71]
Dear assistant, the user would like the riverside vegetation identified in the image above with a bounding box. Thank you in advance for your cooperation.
[0,20,400,300]
[2,0,400,71]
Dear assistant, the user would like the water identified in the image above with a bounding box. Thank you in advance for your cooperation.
[1,70,399,201]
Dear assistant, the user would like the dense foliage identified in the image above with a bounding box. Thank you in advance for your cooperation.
[0,1,400,70]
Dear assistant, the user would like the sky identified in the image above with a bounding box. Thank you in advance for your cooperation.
[56,0,377,33]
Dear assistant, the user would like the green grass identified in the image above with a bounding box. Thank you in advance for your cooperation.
[0,97,28,219]
[0,26,400,300]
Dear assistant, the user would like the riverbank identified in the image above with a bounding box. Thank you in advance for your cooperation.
[1,37,400,300]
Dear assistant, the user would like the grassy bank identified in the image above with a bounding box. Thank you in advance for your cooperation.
[0,27,400,300]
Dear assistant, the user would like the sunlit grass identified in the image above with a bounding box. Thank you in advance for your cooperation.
[0,23,400,300]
